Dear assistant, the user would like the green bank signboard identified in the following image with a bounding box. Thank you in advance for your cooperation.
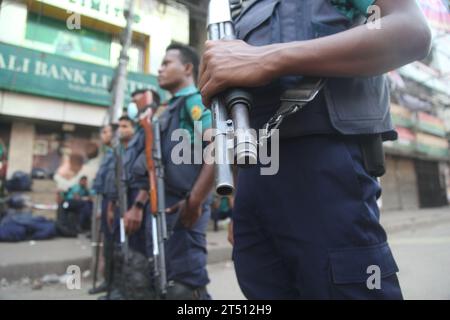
[0,42,165,107]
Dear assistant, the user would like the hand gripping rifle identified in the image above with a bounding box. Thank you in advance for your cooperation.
[140,112,168,298]
[207,0,258,196]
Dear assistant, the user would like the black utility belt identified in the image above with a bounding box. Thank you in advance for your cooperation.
[260,77,326,142]
[166,184,190,200]
[263,78,386,178]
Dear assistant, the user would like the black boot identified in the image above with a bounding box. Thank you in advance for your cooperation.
[89,281,108,295]
[166,281,210,300]
[120,249,156,300]
[104,243,126,300]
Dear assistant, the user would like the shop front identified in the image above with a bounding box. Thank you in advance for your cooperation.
[0,41,162,178]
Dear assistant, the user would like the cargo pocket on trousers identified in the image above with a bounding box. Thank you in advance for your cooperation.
[168,229,207,278]
[328,242,402,300]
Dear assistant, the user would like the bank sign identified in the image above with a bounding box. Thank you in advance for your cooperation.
[35,0,149,35]
[0,42,164,107]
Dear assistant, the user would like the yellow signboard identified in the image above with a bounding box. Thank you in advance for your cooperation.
[35,0,149,34]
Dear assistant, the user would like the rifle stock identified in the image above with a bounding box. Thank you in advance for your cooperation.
[140,117,158,215]
[140,113,168,298]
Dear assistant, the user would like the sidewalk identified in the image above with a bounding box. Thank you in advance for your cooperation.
[0,222,232,282]
[1,206,449,282]
[380,206,450,233]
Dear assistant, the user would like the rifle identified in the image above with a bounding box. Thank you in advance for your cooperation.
[107,0,134,261]
[104,0,134,299]
[91,194,103,289]
[114,142,129,259]
[207,0,257,196]
[103,141,129,299]
[140,112,168,298]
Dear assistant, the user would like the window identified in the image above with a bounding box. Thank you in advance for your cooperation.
[25,13,112,66]
[110,39,146,72]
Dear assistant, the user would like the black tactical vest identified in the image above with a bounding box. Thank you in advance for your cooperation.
[233,0,396,140]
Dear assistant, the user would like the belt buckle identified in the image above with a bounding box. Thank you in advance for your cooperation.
[280,78,325,104]
[259,78,326,145]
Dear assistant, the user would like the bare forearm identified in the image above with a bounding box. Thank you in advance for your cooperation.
[107,201,114,211]
[199,0,432,106]
[135,190,149,204]
[267,2,431,78]
[190,163,215,206]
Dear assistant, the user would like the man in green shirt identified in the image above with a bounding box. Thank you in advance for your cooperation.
[175,84,212,144]
[64,176,93,232]
[130,44,215,299]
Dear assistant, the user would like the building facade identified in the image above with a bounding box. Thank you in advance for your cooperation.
[1,0,448,211]
[380,1,450,211]
[0,0,194,178]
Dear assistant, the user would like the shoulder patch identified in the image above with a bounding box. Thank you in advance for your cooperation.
[191,105,203,121]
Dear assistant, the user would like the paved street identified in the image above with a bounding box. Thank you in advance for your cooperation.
[210,218,450,300]
[211,218,450,300]
[0,0,449,303]
[389,219,450,300]
[1,217,449,300]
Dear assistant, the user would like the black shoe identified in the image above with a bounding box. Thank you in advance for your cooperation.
[97,291,122,300]
[98,288,125,300]
[166,281,209,300]
[110,289,126,300]
[89,281,108,295]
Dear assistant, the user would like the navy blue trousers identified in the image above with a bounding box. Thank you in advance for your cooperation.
[164,196,211,289]
[67,200,92,231]
[125,186,211,290]
[100,196,120,243]
[127,188,151,257]
[232,135,403,300]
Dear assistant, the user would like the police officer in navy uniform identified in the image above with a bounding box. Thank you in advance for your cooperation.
[98,92,160,301]
[89,124,114,295]
[199,0,432,299]
[131,44,214,300]
[100,115,136,300]
[118,90,161,259]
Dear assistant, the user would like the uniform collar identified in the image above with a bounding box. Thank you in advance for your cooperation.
[104,146,113,153]
[172,85,199,100]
